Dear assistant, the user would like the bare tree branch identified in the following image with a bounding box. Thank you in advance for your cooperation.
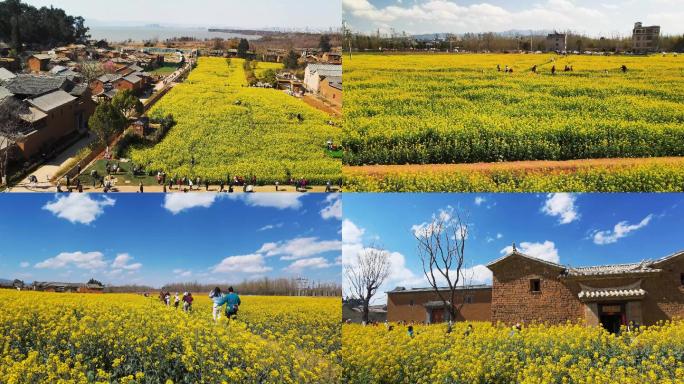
[344,244,391,323]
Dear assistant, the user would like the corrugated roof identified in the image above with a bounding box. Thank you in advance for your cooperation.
[28,90,76,112]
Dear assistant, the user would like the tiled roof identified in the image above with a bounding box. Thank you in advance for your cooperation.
[31,54,52,60]
[20,107,47,123]
[0,86,12,101]
[325,76,342,90]
[486,250,565,270]
[4,74,69,97]
[69,83,88,97]
[28,90,76,112]
[578,288,646,299]
[122,74,141,84]
[566,262,660,277]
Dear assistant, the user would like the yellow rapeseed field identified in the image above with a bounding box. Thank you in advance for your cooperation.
[0,290,340,383]
[342,321,684,384]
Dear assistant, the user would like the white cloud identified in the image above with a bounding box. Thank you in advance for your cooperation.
[19,262,30,268]
[212,254,273,274]
[474,196,486,206]
[35,251,108,270]
[163,194,220,214]
[173,268,193,277]
[258,223,283,231]
[411,206,457,237]
[342,219,365,244]
[283,257,332,272]
[320,194,342,220]
[240,194,303,210]
[110,253,142,271]
[500,241,560,264]
[43,194,115,224]
[542,193,580,224]
[592,215,653,245]
[258,237,342,260]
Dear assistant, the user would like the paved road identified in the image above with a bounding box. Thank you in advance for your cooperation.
[9,135,95,192]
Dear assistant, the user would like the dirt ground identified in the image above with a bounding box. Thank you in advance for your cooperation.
[302,94,341,117]
[344,157,684,176]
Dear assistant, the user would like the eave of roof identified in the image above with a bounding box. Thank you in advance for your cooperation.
[486,250,565,270]
[387,284,492,294]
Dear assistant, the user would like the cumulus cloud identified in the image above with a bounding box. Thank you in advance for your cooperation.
[173,268,193,277]
[43,194,115,224]
[163,194,221,214]
[257,237,342,260]
[19,262,30,268]
[283,257,332,272]
[542,193,580,224]
[111,253,142,271]
[592,215,653,245]
[35,251,108,270]
[500,241,560,264]
[320,194,342,220]
[240,194,303,210]
[212,254,273,274]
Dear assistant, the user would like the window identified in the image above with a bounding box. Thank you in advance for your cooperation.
[530,279,541,292]
[680,273,684,286]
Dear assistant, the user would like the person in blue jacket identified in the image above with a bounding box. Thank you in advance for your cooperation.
[216,286,241,321]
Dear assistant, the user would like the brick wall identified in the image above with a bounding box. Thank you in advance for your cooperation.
[644,256,684,323]
[319,80,342,107]
[388,288,491,323]
[491,256,583,324]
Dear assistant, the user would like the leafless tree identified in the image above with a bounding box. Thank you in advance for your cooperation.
[344,245,391,323]
[415,208,474,322]
[0,97,28,186]
[78,59,104,86]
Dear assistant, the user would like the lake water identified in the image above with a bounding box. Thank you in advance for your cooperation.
[88,26,261,43]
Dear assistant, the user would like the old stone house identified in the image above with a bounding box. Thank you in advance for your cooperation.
[386,249,684,332]
[488,249,684,331]
[27,54,51,73]
[318,75,342,108]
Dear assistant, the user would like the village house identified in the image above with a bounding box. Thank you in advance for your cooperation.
[488,248,684,332]
[318,75,342,107]
[343,298,388,323]
[32,280,104,293]
[27,54,52,73]
[545,32,567,52]
[2,74,95,159]
[321,52,342,64]
[386,285,492,324]
[303,63,342,94]
[386,248,684,332]
[632,22,660,53]
[0,278,25,290]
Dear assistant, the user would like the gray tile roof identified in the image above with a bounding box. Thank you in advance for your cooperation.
[3,74,69,97]
[69,83,88,97]
[487,250,565,270]
[326,76,342,90]
[0,86,13,101]
[567,262,660,277]
[28,90,76,112]
[20,107,47,123]
[578,288,646,300]
[128,64,144,72]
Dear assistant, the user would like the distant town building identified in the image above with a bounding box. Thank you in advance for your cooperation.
[32,280,104,293]
[632,22,660,53]
[545,33,567,52]
[343,298,387,323]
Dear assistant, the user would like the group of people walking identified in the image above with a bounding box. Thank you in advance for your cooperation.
[160,291,194,312]
[209,286,241,322]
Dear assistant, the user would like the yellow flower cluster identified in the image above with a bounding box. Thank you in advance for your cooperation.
[130,57,341,184]
[0,290,340,383]
[342,321,684,383]
[343,53,684,190]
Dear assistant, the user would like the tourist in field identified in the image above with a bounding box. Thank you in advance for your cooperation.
[551,65,556,75]
[174,293,180,309]
[464,324,474,337]
[621,64,628,73]
[504,65,509,73]
[497,64,501,72]
[216,286,241,321]
[139,181,144,193]
[531,65,537,73]
[407,325,414,338]
[210,287,224,321]
[183,292,193,312]
[205,179,210,191]
[164,292,171,306]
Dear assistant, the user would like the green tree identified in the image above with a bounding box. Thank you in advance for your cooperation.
[88,102,126,146]
[283,50,300,70]
[260,68,277,87]
[319,34,332,52]
[237,38,250,58]
[112,89,143,118]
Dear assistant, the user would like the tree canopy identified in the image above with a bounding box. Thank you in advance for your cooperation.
[319,34,332,52]
[237,38,250,58]
[0,0,90,52]
[88,101,126,146]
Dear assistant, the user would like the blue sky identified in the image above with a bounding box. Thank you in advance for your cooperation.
[23,0,342,29]
[343,0,684,36]
[0,193,342,288]
[343,193,684,303]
